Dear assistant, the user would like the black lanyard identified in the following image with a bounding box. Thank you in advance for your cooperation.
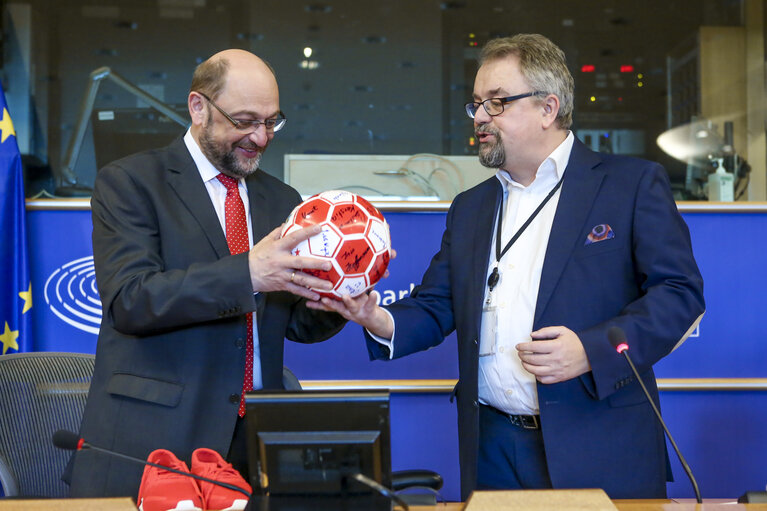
[487,175,564,293]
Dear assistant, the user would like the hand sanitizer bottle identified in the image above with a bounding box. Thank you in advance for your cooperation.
[707,158,734,201]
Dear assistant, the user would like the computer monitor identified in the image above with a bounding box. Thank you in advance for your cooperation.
[245,389,391,507]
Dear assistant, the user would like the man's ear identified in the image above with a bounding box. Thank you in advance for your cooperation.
[188,92,207,126]
[541,94,561,130]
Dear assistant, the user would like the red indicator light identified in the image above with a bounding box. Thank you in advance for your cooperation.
[620,65,634,73]
[581,64,595,73]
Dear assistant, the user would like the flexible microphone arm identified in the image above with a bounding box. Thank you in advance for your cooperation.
[52,429,251,498]
[54,430,409,508]
[350,472,409,511]
[606,327,702,504]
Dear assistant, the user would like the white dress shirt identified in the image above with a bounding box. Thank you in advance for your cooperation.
[183,130,263,389]
[370,133,575,415]
[478,131,574,415]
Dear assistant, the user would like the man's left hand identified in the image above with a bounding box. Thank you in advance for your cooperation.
[516,326,591,384]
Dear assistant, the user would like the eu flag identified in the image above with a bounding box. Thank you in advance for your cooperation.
[0,81,32,354]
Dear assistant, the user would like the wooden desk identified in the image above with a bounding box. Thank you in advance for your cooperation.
[1,498,765,510]
[614,500,767,510]
[0,498,136,510]
[408,501,767,511]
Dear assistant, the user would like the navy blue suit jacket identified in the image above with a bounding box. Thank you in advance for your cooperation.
[367,138,705,499]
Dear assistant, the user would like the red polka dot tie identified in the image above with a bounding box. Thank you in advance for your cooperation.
[216,173,253,417]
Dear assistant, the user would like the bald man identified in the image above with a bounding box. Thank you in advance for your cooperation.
[66,49,346,497]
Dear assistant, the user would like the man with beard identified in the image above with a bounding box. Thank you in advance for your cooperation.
[66,49,346,498]
[312,34,705,499]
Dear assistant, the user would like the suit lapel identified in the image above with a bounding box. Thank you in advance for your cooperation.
[534,138,605,327]
[165,138,231,259]
[245,170,273,327]
[469,178,503,326]
[245,170,273,245]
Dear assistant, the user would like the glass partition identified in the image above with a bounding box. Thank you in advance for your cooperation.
[2,0,764,201]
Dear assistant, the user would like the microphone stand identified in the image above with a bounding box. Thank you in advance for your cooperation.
[618,351,702,504]
[68,440,251,498]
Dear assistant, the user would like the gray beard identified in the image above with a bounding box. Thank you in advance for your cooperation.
[478,139,505,168]
[199,125,262,178]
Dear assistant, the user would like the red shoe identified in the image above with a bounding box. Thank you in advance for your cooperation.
[137,449,204,511]
[191,448,251,511]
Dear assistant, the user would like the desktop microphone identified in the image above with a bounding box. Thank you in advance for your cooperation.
[52,429,251,498]
[606,327,702,503]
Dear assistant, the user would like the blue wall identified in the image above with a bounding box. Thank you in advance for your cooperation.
[25,205,767,500]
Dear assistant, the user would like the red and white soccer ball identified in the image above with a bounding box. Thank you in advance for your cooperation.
[280,190,391,299]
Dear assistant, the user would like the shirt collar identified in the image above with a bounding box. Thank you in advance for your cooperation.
[183,129,226,184]
[496,131,575,191]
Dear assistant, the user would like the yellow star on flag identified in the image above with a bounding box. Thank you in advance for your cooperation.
[0,107,16,144]
[19,283,32,314]
[1,321,19,355]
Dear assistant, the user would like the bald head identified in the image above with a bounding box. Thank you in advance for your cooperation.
[187,49,282,177]
[190,49,277,101]
[187,48,281,136]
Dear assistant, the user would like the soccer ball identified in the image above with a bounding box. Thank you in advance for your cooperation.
[280,190,391,299]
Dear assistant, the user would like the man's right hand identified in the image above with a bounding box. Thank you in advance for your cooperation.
[306,291,394,340]
[248,225,335,300]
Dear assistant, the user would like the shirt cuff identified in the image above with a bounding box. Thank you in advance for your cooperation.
[365,309,396,360]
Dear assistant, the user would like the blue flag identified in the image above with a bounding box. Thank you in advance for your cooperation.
[0,81,32,354]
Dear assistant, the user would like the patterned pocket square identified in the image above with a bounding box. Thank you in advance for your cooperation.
[585,224,614,245]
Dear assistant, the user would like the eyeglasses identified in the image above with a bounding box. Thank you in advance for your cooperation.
[465,91,545,119]
[197,91,287,132]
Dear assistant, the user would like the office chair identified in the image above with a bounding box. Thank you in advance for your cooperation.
[0,352,95,497]
[281,366,302,391]
[281,367,444,505]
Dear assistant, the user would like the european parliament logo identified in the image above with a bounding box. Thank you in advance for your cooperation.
[44,256,101,335]
[0,81,32,354]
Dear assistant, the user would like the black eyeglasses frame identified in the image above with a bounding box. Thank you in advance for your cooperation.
[196,91,287,132]
[465,91,546,119]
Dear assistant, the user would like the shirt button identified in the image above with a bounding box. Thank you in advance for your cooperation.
[499,346,505,353]
[229,393,240,404]
[505,389,514,395]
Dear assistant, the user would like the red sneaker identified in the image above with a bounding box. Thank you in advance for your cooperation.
[191,448,251,511]
[137,449,204,511]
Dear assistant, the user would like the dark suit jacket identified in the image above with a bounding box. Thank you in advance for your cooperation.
[68,136,345,497]
[366,138,705,500]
